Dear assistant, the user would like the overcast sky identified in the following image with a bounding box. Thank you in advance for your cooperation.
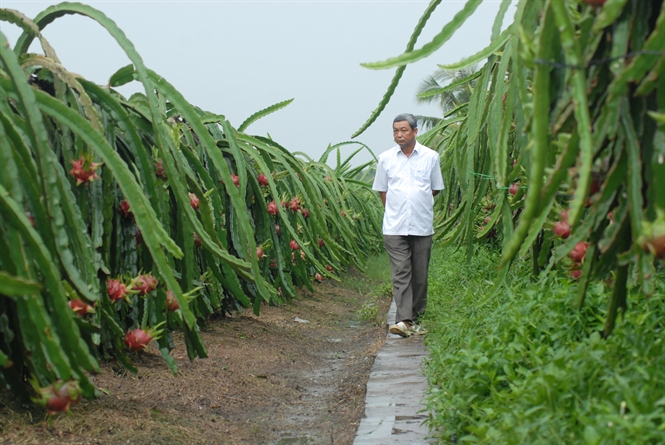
[0,0,512,166]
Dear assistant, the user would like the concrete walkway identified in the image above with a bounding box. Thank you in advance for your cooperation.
[353,301,435,444]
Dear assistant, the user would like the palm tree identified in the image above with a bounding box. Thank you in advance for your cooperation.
[415,65,478,131]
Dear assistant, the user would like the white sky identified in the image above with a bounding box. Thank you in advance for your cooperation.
[0,0,513,167]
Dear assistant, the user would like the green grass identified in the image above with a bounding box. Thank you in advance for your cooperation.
[423,243,665,445]
[338,252,392,326]
[339,252,391,294]
[364,252,391,283]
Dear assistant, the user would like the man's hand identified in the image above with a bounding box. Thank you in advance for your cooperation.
[379,191,387,207]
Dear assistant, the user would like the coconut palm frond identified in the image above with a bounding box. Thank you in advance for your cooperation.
[415,115,443,132]
[417,65,480,116]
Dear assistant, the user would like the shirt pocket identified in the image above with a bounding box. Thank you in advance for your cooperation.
[413,168,429,186]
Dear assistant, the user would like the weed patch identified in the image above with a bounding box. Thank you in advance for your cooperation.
[424,245,665,444]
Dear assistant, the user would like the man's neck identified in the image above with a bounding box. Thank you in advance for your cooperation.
[400,142,416,157]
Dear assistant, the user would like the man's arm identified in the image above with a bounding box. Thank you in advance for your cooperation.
[379,191,387,207]
[432,190,440,197]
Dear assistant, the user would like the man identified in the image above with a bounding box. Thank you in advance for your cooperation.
[372,113,444,338]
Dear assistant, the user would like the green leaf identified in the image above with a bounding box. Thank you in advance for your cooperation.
[361,0,483,70]
[238,98,293,133]
[592,0,630,32]
[0,271,42,296]
[108,63,136,87]
[437,26,512,71]
[500,4,556,267]
[351,0,443,137]
[417,71,482,99]
[583,425,601,445]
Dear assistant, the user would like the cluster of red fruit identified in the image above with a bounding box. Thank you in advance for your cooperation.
[107,273,159,303]
[568,242,589,280]
[106,274,172,352]
[264,189,334,283]
[552,210,571,239]
[552,209,587,279]
[267,198,310,219]
[106,274,178,312]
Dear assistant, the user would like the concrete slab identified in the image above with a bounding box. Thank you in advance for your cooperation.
[353,301,436,445]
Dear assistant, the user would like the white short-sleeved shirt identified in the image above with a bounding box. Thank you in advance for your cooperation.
[372,142,445,236]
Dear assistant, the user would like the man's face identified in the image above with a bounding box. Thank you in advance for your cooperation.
[393,121,418,149]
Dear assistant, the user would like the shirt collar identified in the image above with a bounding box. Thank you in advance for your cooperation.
[394,142,421,157]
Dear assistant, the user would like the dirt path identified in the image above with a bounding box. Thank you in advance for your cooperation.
[0,270,391,445]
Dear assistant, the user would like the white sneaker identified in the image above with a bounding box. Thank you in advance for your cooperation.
[389,321,411,337]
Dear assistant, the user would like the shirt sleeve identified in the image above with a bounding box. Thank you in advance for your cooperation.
[430,154,445,191]
[372,156,388,192]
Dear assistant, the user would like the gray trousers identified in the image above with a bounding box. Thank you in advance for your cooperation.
[384,235,433,324]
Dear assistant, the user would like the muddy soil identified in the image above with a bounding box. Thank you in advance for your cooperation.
[0,270,391,445]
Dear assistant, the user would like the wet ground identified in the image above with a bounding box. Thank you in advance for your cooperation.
[0,272,392,445]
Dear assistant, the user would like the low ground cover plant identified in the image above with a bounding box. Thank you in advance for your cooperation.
[424,245,665,444]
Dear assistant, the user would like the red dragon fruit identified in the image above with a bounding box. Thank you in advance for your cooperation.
[189,193,200,210]
[289,198,301,212]
[275,224,281,235]
[256,247,265,260]
[118,200,131,218]
[290,240,300,250]
[154,159,167,180]
[552,221,571,239]
[124,323,164,352]
[301,208,310,218]
[231,174,240,187]
[69,155,101,185]
[32,380,82,415]
[68,299,94,316]
[132,274,158,296]
[257,173,269,187]
[314,273,323,282]
[267,201,279,215]
[107,278,130,303]
[124,328,153,351]
[318,238,325,247]
[165,290,179,312]
[569,242,589,263]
